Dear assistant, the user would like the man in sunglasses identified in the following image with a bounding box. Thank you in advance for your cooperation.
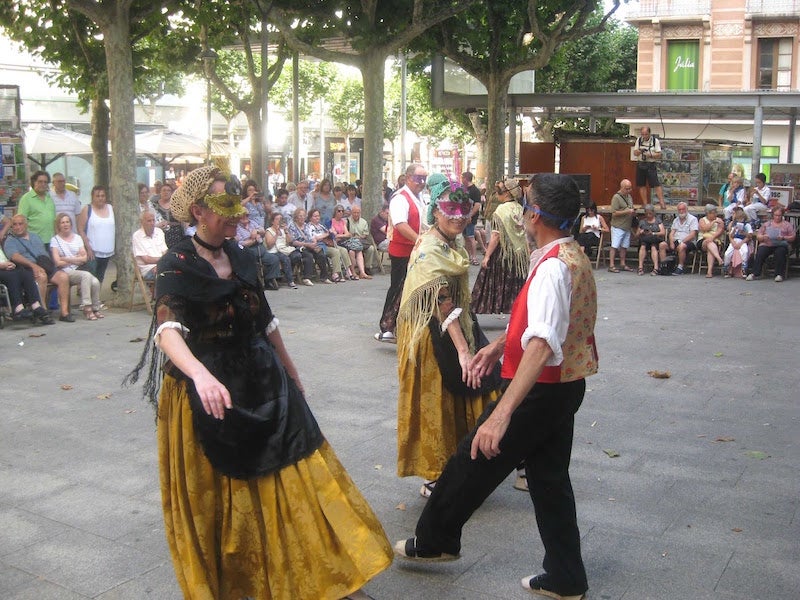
[395,173,597,600]
[375,163,427,342]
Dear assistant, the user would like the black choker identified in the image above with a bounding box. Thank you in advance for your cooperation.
[434,225,456,245]
[193,234,224,252]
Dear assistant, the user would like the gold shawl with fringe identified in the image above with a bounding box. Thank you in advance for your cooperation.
[398,231,473,360]
[492,201,529,279]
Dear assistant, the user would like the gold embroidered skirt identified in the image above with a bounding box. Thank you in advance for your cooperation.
[396,323,496,480]
[158,375,392,600]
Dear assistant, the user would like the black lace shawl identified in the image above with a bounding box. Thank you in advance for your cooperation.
[125,237,323,479]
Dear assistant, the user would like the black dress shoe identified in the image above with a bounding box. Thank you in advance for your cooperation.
[521,573,586,600]
[33,307,55,325]
[393,537,459,562]
[14,308,33,320]
[59,313,76,323]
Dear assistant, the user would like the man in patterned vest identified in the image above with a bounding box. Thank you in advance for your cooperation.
[394,173,597,600]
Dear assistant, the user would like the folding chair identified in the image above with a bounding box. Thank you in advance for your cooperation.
[129,253,155,314]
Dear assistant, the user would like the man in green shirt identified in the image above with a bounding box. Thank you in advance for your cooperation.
[608,179,636,273]
[17,170,56,248]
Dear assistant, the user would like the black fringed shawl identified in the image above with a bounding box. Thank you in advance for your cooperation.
[125,237,323,479]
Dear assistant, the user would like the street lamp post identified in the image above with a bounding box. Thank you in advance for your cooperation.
[200,48,218,166]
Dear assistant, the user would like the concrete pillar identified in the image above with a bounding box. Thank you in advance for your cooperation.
[752,104,763,180]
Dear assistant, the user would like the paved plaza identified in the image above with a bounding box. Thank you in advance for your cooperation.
[1,264,798,600]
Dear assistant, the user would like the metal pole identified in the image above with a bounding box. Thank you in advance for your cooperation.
[319,97,326,179]
[752,104,763,181]
[400,52,407,173]
[788,107,797,163]
[508,107,516,176]
[292,52,300,184]
[260,19,269,189]
[206,75,212,165]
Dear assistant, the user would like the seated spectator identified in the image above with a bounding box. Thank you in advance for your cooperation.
[698,204,725,278]
[264,212,298,289]
[340,184,361,217]
[51,213,103,320]
[659,201,698,275]
[723,176,746,221]
[744,172,770,223]
[287,208,330,284]
[287,179,311,211]
[313,178,336,226]
[235,212,282,290]
[4,214,68,323]
[330,204,363,280]
[138,183,153,214]
[347,205,376,277]
[636,204,664,275]
[304,207,353,283]
[132,211,168,281]
[576,202,609,256]
[241,180,267,228]
[746,205,796,282]
[0,243,50,323]
[273,188,296,223]
[370,204,390,252]
[723,206,752,278]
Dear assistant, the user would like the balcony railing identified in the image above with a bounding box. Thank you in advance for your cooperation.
[746,0,800,15]
[626,0,711,19]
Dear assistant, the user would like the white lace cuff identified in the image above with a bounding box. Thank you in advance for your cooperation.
[154,321,190,348]
[440,307,463,332]
[266,316,279,335]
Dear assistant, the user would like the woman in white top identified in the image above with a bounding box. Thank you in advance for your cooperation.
[77,185,115,283]
[576,203,608,255]
[264,212,298,289]
[51,213,103,320]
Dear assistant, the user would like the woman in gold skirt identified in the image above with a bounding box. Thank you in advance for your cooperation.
[128,167,391,600]
[396,174,501,498]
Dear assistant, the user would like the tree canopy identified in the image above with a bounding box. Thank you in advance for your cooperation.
[416,0,622,185]
[534,15,638,138]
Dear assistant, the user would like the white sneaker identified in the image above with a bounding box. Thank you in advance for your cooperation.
[302,278,314,286]
[373,331,397,343]
[745,274,754,281]
[774,275,784,282]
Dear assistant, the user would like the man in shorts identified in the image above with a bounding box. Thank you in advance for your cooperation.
[659,201,698,275]
[608,179,636,273]
[633,126,665,209]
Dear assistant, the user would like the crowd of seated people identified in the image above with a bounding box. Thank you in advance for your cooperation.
[592,200,796,281]
[1,171,474,328]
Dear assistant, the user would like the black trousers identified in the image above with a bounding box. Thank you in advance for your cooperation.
[751,244,788,277]
[415,379,588,596]
[378,255,408,334]
[0,267,41,306]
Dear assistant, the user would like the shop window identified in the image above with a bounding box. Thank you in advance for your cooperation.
[666,40,699,90]
[758,38,792,91]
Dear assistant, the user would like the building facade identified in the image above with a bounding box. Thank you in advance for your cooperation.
[626,0,800,175]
